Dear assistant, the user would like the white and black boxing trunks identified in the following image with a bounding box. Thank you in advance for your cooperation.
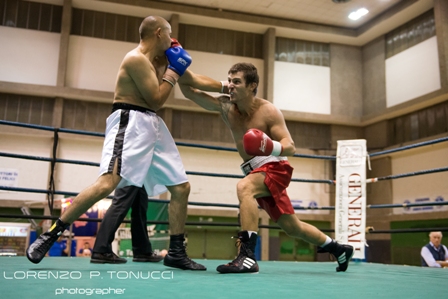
[99,103,188,196]
[240,156,288,176]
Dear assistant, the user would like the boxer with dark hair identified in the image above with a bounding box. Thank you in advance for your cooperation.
[27,16,225,270]
[179,62,354,274]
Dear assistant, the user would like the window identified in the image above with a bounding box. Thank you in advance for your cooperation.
[178,24,263,58]
[0,0,62,32]
[386,10,435,58]
[275,37,329,66]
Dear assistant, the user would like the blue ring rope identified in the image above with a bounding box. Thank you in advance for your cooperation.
[3,152,446,185]
[0,152,335,184]
[375,166,448,181]
[369,136,448,157]
[0,120,334,159]
[1,185,446,210]
[1,120,447,158]
[1,120,447,210]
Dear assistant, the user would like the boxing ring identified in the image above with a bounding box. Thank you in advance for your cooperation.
[1,257,447,298]
[0,119,447,298]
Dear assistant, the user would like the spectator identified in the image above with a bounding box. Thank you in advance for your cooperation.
[81,248,92,257]
[48,236,69,257]
[421,231,448,268]
[78,241,93,256]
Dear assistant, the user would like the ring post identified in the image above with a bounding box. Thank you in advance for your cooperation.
[335,139,367,260]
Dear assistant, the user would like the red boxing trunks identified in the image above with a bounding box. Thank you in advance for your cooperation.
[241,157,295,222]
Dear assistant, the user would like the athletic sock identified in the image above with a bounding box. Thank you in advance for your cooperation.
[247,231,258,238]
[320,236,332,247]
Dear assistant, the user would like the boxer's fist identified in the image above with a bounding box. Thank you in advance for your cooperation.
[243,129,282,156]
[165,47,192,76]
[171,38,182,48]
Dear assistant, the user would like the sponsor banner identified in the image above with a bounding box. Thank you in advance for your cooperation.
[291,199,320,210]
[0,226,29,237]
[335,140,367,259]
[0,168,19,188]
[400,196,446,214]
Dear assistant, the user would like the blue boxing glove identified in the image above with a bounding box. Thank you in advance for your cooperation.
[165,46,192,76]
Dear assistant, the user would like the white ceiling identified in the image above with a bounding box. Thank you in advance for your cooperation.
[162,0,402,28]
[70,0,435,46]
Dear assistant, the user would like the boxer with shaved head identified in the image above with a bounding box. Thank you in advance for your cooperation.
[27,16,225,270]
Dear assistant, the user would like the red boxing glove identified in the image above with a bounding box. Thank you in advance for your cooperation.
[171,38,182,48]
[243,129,283,156]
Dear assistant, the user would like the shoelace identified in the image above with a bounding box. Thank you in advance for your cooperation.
[232,235,242,248]
[34,234,56,254]
[169,241,198,265]
[228,235,247,266]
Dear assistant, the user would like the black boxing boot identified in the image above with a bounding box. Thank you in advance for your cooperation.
[163,234,206,270]
[216,231,259,274]
[319,240,354,272]
[26,218,70,264]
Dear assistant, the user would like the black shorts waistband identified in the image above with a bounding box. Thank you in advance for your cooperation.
[112,103,155,114]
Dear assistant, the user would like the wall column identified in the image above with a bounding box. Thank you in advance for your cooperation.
[170,14,180,39]
[260,212,270,261]
[263,28,275,102]
[434,0,448,89]
[56,0,72,88]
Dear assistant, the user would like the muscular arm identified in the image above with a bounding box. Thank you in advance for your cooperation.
[179,69,223,93]
[121,52,173,110]
[178,83,224,112]
[267,105,295,156]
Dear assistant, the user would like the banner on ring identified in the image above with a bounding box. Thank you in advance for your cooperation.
[335,139,367,260]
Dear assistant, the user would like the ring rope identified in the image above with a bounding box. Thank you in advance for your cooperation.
[0,152,334,184]
[0,213,335,232]
[47,128,59,215]
[3,119,447,162]
[5,150,446,186]
[367,201,447,209]
[1,120,447,214]
[0,120,336,160]
[3,152,445,186]
[0,185,334,210]
[293,153,335,160]
[366,227,448,234]
[368,136,448,157]
[366,166,448,183]
[2,120,447,159]
[1,185,446,210]
[291,178,335,184]
[0,119,104,137]
[1,214,448,234]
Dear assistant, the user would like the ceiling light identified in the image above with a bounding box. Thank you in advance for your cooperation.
[348,8,369,20]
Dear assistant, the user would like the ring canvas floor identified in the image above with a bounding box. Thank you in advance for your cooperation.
[0,257,446,299]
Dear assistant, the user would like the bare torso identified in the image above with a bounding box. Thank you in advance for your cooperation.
[113,48,168,110]
[220,97,274,161]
